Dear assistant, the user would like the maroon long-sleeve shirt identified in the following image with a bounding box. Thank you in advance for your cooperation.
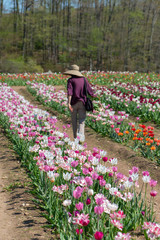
[67,77,94,106]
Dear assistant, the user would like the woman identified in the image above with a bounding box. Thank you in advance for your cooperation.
[63,64,95,141]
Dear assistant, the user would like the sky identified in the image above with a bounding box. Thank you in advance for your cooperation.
[3,0,78,13]
[3,0,23,13]
[3,0,13,12]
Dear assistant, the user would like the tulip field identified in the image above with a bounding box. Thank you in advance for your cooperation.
[0,71,160,240]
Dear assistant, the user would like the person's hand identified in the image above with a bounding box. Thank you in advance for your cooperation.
[68,103,73,112]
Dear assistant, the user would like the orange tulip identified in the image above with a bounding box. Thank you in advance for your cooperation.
[133,137,138,140]
[118,132,123,136]
[135,129,142,134]
[150,146,156,150]
[143,132,148,136]
[146,142,151,146]
[146,138,151,141]
[143,129,148,132]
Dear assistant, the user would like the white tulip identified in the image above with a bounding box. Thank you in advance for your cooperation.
[88,189,94,196]
[63,172,72,181]
[62,199,71,207]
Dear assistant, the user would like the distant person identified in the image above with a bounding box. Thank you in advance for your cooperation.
[63,64,95,142]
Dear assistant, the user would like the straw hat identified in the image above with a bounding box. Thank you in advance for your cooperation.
[63,64,83,77]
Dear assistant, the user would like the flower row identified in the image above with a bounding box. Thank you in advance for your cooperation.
[1,72,160,86]
[91,83,160,124]
[0,83,159,239]
[27,82,160,162]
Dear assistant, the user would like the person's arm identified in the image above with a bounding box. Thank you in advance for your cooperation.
[86,79,96,97]
[67,78,73,112]
[68,95,73,112]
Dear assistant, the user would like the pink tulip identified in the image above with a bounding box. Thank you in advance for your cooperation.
[149,179,157,188]
[71,161,79,168]
[76,229,83,234]
[75,213,90,226]
[98,175,103,180]
[150,190,157,197]
[116,172,124,180]
[73,186,83,199]
[102,157,108,162]
[44,165,50,172]
[94,231,104,240]
[75,202,84,211]
[83,168,89,175]
[96,198,104,205]
[141,211,145,216]
[85,176,93,186]
[92,172,99,180]
[86,198,91,205]
[99,179,106,186]
[132,166,139,173]
[88,167,93,172]
[142,171,150,176]
[73,210,80,216]
[109,172,113,177]
[94,206,104,215]
[115,232,131,240]
[112,166,118,172]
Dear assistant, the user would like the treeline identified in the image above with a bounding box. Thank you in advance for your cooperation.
[0,0,160,73]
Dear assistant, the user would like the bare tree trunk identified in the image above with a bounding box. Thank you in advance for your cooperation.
[0,0,3,16]
[13,0,17,33]
[76,0,82,59]
[0,0,3,63]
[106,0,116,70]
[23,0,28,61]
[143,0,152,71]
[29,0,34,56]
[16,0,19,13]
[147,6,159,71]
[50,0,55,61]
[67,0,71,41]
[124,0,133,71]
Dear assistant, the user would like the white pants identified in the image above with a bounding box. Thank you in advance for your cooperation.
[71,101,86,139]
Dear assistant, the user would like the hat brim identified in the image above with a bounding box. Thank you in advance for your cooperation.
[63,70,83,77]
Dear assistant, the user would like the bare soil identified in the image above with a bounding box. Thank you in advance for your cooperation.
[0,85,160,240]
[0,127,54,240]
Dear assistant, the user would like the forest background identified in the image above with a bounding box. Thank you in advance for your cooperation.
[0,0,160,73]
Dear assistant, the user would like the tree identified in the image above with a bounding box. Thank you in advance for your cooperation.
[0,0,160,73]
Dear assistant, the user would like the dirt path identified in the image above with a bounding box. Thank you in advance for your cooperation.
[0,128,54,240]
[0,85,160,239]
